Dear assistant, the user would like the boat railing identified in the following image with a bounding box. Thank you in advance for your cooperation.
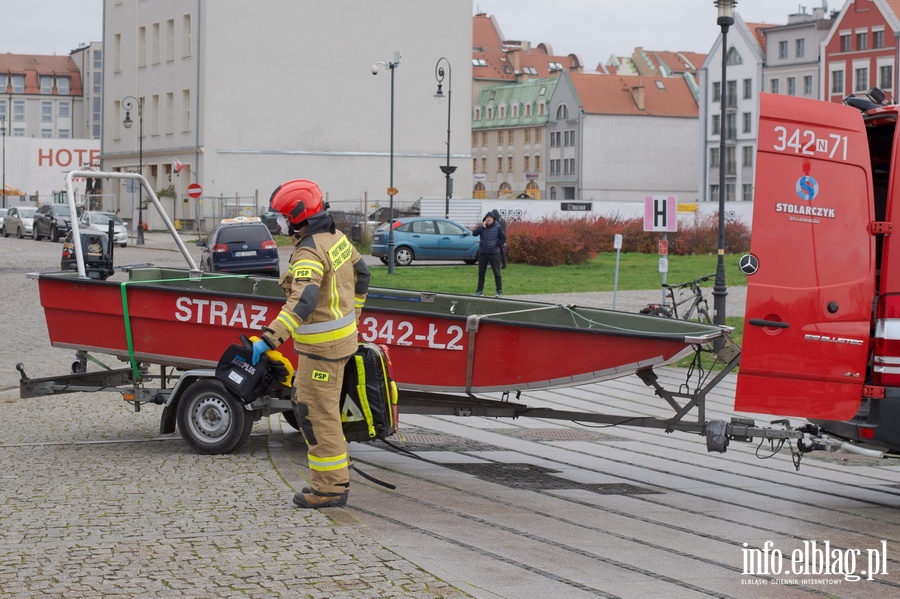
[64,170,200,279]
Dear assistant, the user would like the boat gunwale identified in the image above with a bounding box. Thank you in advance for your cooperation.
[37,270,725,344]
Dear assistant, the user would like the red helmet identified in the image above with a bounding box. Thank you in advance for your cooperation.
[269,179,324,224]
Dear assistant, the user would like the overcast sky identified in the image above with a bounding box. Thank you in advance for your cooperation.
[2,1,824,63]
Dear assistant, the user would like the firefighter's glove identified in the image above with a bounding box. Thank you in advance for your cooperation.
[263,353,294,388]
[250,337,274,365]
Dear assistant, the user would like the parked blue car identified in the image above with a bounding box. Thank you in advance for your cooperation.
[370,217,479,266]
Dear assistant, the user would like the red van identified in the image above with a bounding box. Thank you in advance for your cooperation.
[736,91,900,452]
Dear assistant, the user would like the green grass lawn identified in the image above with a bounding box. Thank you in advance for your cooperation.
[367,252,747,296]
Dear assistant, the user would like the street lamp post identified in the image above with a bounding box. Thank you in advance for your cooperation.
[434,57,456,220]
[373,51,401,274]
[1,115,6,210]
[713,0,736,347]
[122,96,145,245]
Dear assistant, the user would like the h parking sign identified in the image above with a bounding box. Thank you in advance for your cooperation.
[643,195,678,232]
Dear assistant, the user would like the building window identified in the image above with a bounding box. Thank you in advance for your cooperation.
[534,155,541,171]
[496,157,502,172]
[710,147,719,167]
[804,75,813,95]
[13,100,24,121]
[727,80,737,108]
[524,155,530,172]
[41,101,53,123]
[499,105,506,119]
[726,147,736,175]
[726,183,736,202]
[787,77,796,96]
[742,112,752,134]
[92,71,101,94]
[712,81,721,102]
[881,65,893,90]
[550,131,560,147]
[710,184,719,202]
[564,130,575,146]
[486,106,493,120]
[512,103,519,118]
[57,77,70,95]
[138,25,147,67]
[524,128,531,143]
[181,88,191,132]
[840,34,851,52]
[182,14,192,57]
[743,78,752,99]
[525,103,532,117]
[481,157,487,172]
[166,18,175,61]
[770,79,779,94]
[556,104,569,119]
[535,128,541,143]
[832,70,844,94]
[482,131,487,145]
[508,129,515,144]
[11,75,24,93]
[550,159,560,176]
[538,102,545,116]
[795,38,805,58]
[742,183,754,202]
[507,156,514,171]
[855,67,869,92]
[58,129,70,139]
[712,114,720,136]
[742,146,754,167]
[58,101,70,118]
[473,58,487,66]
[778,40,788,59]
[152,22,161,64]
[874,30,885,48]
[857,32,868,51]
[40,76,53,94]
[41,128,53,138]
[726,113,736,140]
[497,130,504,145]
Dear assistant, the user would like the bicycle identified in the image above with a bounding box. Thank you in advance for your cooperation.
[640,274,714,324]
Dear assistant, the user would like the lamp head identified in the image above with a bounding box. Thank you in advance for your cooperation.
[123,112,133,129]
[714,0,736,25]
[371,64,380,75]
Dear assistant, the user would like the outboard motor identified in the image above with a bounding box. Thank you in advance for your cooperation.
[60,220,115,280]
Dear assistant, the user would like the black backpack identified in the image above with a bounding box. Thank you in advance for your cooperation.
[341,343,398,442]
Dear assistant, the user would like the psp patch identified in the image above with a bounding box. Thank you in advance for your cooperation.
[311,370,330,382]
[294,267,313,281]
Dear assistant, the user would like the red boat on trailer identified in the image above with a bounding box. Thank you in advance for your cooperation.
[18,170,826,460]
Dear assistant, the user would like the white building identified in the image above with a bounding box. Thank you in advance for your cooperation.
[101,0,473,230]
[699,13,766,204]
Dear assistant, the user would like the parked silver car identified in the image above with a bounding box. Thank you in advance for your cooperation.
[2,206,37,238]
[78,211,129,247]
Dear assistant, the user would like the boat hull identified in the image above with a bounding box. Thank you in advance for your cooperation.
[36,268,726,393]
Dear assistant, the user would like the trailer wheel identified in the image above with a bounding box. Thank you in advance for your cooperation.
[176,380,253,454]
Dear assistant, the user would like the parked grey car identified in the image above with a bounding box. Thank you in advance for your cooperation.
[78,211,129,247]
[2,206,37,238]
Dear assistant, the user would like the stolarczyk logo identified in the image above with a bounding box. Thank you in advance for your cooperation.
[741,540,889,584]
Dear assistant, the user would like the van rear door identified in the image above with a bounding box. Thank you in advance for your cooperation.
[734,93,875,421]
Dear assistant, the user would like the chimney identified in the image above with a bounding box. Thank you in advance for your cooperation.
[631,84,645,110]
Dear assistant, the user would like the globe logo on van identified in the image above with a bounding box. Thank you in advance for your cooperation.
[796,176,818,201]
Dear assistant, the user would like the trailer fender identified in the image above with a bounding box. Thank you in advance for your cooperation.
[158,369,218,435]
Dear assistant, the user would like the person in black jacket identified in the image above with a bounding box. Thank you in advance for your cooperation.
[472,211,506,297]
[490,208,508,269]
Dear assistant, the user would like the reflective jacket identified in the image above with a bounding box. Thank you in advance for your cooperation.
[263,215,369,360]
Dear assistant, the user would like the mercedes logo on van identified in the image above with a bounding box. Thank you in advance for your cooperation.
[739,253,759,275]
[796,175,819,201]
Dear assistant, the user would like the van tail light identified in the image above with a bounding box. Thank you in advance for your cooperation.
[858,426,876,439]
[212,244,229,253]
[873,294,900,385]
[262,240,277,250]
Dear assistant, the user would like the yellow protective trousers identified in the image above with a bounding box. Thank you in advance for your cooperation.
[292,354,350,494]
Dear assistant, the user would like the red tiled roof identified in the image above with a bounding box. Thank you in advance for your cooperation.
[0,53,83,95]
[568,73,698,117]
[885,0,900,22]
[745,22,774,53]
[473,13,583,82]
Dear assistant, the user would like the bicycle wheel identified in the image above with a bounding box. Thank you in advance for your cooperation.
[695,306,712,324]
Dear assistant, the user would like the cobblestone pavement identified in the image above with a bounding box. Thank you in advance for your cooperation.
[0,233,472,598]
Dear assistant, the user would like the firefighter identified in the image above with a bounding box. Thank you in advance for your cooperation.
[250,179,370,508]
